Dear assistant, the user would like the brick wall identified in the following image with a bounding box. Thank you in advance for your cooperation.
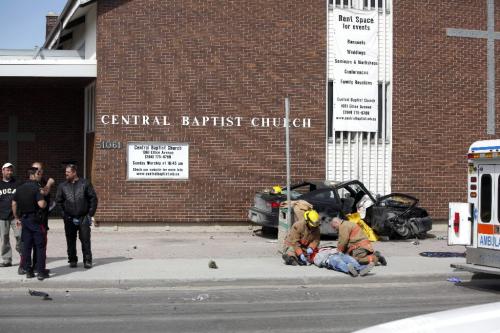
[95,0,326,223]
[0,78,86,196]
[393,0,500,219]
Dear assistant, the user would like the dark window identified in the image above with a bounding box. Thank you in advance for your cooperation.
[306,189,336,201]
[364,0,384,8]
[498,176,500,223]
[328,80,333,138]
[330,0,349,5]
[480,174,492,222]
[377,82,388,138]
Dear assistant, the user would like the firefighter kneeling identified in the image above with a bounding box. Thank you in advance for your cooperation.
[282,209,321,266]
[330,217,387,266]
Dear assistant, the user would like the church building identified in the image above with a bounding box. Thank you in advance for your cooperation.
[0,0,498,224]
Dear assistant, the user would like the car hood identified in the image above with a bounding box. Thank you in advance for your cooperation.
[353,301,500,333]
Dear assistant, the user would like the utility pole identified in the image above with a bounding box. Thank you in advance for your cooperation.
[277,97,291,251]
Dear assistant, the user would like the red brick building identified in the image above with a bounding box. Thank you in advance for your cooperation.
[0,0,498,224]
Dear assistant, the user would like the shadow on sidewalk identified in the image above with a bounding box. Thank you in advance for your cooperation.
[49,257,131,277]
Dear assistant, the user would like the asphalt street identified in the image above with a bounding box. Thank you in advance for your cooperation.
[1,276,499,333]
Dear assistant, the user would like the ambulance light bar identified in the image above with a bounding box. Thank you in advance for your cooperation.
[467,152,499,159]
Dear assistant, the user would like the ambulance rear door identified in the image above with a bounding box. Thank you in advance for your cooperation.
[448,202,472,245]
[477,164,500,250]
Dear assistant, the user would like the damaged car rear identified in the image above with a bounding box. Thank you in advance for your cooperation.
[248,180,432,239]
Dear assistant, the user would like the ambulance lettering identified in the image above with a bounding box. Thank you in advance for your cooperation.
[479,234,500,248]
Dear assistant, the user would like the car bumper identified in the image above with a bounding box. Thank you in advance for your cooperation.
[248,208,278,228]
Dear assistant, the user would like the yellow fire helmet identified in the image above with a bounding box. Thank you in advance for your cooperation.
[271,185,282,195]
[304,209,320,228]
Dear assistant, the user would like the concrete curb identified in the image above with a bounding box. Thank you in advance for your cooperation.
[0,271,474,290]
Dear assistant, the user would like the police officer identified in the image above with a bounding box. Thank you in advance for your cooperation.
[12,168,48,280]
[29,162,55,273]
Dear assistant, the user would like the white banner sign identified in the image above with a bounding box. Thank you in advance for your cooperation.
[333,8,378,132]
[127,142,189,180]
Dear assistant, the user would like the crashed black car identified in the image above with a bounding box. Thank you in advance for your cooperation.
[248,180,432,239]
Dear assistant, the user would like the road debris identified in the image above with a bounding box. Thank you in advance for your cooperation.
[208,260,218,269]
[194,294,209,301]
[28,289,52,301]
[446,277,462,283]
[420,252,466,258]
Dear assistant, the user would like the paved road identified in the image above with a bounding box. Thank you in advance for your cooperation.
[1,276,498,333]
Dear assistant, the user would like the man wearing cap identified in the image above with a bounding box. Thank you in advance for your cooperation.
[0,163,21,267]
[55,164,98,269]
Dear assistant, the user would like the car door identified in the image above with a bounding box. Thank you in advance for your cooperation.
[301,188,341,219]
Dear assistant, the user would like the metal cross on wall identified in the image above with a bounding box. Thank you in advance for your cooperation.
[447,0,499,135]
[0,115,36,171]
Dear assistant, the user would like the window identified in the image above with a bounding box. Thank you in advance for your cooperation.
[363,0,384,8]
[498,176,500,223]
[84,82,96,133]
[480,174,492,222]
[328,80,333,138]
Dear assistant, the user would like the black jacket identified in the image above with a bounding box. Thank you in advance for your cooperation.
[55,178,98,218]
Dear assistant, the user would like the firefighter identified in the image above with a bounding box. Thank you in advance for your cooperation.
[282,209,321,266]
[331,217,387,266]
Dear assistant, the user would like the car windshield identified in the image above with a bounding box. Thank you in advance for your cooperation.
[282,190,303,200]
[379,194,415,207]
[338,183,367,201]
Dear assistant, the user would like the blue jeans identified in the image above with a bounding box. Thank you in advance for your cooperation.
[326,253,367,274]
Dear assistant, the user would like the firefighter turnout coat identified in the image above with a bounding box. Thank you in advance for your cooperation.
[283,220,320,258]
[337,219,378,265]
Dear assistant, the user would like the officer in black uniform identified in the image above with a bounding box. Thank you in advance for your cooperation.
[30,162,55,273]
[12,168,48,280]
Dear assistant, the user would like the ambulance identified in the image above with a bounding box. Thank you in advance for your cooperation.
[449,139,500,274]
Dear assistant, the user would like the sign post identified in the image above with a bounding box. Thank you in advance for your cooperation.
[278,98,291,252]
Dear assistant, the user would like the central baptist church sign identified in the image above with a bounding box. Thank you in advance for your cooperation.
[100,114,312,128]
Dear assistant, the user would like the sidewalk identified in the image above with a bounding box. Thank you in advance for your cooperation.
[0,221,470,288]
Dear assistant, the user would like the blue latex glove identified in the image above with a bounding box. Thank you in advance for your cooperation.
[299,254,307,263]
[306,247,314,255]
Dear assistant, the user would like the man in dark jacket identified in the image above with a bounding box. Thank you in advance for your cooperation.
[0,163,21,267]
[55,164,98,269]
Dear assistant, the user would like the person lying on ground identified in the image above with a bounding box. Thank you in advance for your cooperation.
[310,246,374,277]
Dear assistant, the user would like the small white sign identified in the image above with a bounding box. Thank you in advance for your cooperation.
[127,142,189,180]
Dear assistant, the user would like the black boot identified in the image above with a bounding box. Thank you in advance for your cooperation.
[375,251,387,266]
[282,254,298,266]
[37,270,50,281]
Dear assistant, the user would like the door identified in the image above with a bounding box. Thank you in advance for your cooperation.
[448,202,472,246]
[477,165,500,249]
